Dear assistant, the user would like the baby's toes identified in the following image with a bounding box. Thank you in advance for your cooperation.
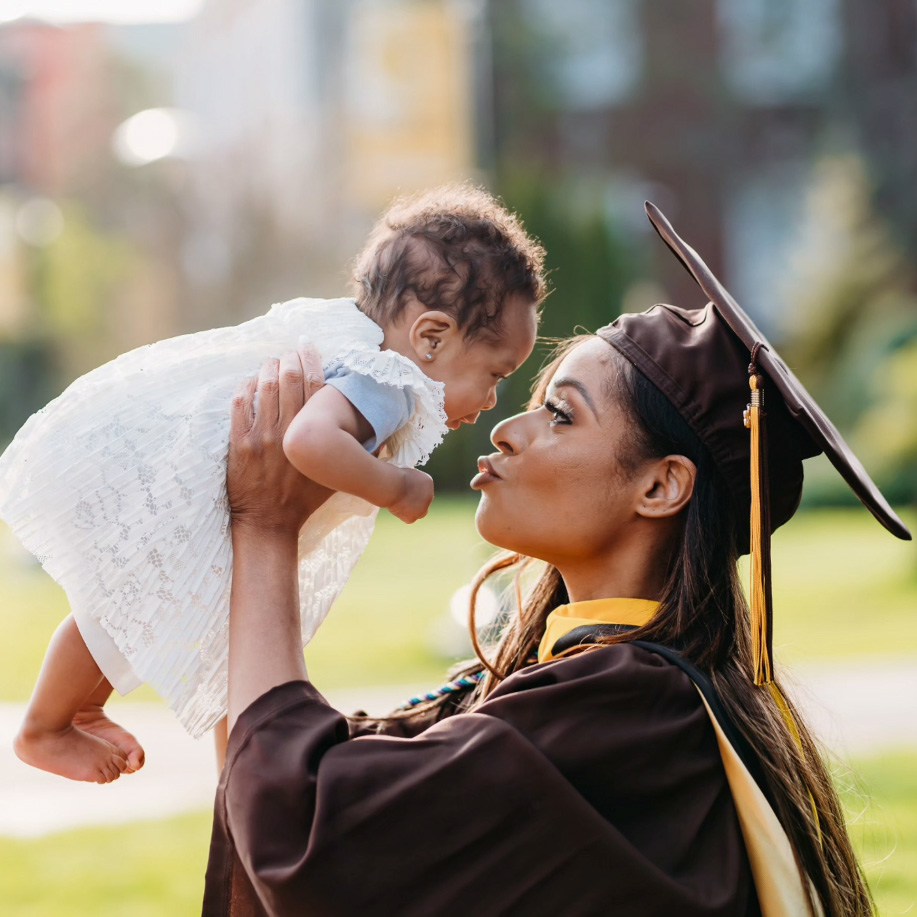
[105,751,129,783]
[96,765,118,785]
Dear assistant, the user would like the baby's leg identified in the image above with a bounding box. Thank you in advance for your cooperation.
[13,616,142,783]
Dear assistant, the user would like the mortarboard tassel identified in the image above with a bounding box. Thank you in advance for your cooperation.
[745,348,823,844]
[744,345,774,686]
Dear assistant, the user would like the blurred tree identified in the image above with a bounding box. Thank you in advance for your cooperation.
[854,338,917,503]
[29,201,136,384]
[780,155,917,504]
[0,338,57,447]
[0,201,138,449]
[425,170,643,490]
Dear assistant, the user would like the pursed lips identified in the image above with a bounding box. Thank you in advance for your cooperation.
[471,455,502,490]
[477,456,500,478]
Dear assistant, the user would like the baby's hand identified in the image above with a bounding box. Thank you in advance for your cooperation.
[387,468,434,523]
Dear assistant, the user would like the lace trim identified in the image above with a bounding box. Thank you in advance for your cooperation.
[326,343,448,468]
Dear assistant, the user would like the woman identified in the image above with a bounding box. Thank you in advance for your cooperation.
[203,205,910,917]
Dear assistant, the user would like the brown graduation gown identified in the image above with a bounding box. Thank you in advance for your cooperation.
[202,644,759,916]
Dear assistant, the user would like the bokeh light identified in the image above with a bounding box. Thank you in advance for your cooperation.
[112,108,197,167]
[15,197,64,247]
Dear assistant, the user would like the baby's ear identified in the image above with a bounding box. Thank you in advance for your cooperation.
[408,310,460,363]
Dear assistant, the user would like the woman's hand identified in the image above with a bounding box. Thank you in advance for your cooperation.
[228,346,332,536]
[226,346,329,730]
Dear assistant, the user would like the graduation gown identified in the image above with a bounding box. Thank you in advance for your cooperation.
[202,640,760,916]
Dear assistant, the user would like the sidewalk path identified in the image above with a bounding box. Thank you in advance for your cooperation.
[1,661,915,839]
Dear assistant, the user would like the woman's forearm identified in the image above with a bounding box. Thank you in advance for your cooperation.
[226,522,307,733]
[224,348,329,733]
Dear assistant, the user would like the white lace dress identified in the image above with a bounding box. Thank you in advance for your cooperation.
[0,298,447,738]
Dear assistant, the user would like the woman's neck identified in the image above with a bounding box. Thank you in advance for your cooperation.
[557,533,671,605]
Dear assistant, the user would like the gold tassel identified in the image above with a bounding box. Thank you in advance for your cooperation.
[744,351,773,685]
[744,344,822,843]
[744,349,823,845]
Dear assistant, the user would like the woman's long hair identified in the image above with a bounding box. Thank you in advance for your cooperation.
[388,337,873,916]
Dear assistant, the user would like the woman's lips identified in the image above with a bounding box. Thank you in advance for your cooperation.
[471,456,501,490]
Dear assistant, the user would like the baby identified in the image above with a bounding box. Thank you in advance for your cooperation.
[0,185,545,783]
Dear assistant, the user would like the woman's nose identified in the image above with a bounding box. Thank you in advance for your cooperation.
[490,411,527,455]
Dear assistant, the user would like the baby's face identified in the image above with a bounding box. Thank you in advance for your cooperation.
[436,296,538,428]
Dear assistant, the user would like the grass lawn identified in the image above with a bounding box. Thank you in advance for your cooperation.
[0,750,913,916]
[1,501,915,702]
[0,497,492,701]
[1,503,914,914]
[0,811,212,917]
[843,751,917,915]
[766,507,917,665]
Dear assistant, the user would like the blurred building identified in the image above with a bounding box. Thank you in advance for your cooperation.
[0,21,117,339]
[0,21,116,195]
[490,0,917,333]
[0,17,186,382]
[174,0,481,318]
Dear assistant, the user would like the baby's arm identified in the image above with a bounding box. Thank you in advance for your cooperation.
[282,385,433,523]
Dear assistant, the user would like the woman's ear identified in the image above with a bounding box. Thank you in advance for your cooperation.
[635,454,697,519]
[408,310,459,363]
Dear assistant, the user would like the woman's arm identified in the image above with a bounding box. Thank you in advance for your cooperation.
[225,348,331,732]
[283,385,434,524]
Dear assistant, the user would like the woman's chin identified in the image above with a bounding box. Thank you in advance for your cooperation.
[473,494,502,544]
[472,492,490,534]
[473,496,524,555]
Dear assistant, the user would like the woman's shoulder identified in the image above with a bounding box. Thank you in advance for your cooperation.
[495,641,700,703]
[474,643,727,843]
[477,642,709,758]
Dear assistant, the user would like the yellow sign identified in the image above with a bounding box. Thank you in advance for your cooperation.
[343,0,475,211]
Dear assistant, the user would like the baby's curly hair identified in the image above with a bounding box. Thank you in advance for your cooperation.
[351,185,547,342]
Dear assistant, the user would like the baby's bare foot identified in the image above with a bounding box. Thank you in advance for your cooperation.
[73,705,145,773]
[13,724,129,784]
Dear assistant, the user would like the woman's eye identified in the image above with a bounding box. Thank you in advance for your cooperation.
[542,398,572,425]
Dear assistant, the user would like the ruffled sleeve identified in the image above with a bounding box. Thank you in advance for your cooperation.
[321,343,448,468]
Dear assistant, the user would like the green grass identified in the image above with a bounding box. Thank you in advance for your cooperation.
[0,497,917,701]
[0,497,492,701]
[841,751,917,915]
[766,507,917,664]
[1,503,915,701]
[0,811,211,916]
[0,751,912,916]
[304,496,493,688]
[1,504,914,914]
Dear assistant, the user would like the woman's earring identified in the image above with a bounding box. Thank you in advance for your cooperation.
[425,353,434,361]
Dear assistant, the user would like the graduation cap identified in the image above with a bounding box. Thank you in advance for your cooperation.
[597,202,911,686]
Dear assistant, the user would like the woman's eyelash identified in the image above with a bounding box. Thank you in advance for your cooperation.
[542,398,572,424]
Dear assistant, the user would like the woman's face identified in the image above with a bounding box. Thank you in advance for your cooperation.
[472,337,644,566]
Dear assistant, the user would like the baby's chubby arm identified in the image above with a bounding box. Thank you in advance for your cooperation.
[282,385,433,523]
